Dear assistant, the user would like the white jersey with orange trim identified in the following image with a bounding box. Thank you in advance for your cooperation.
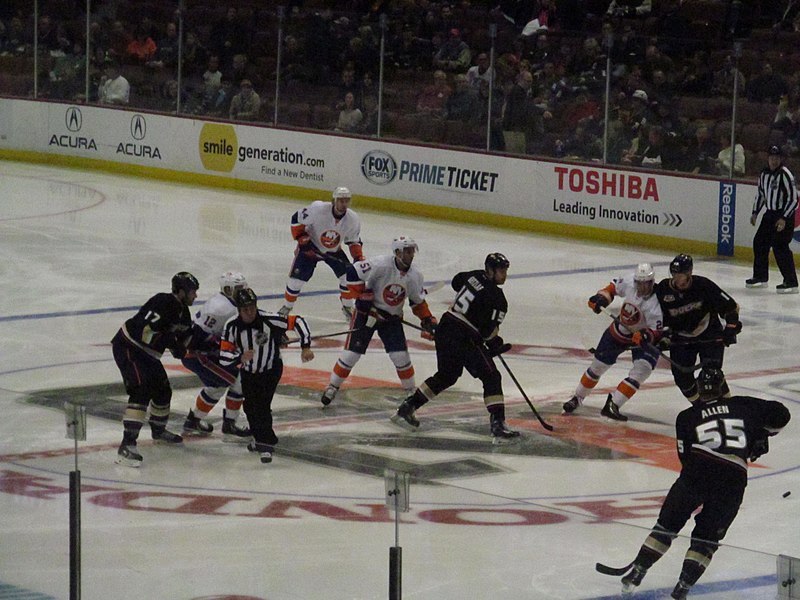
[605,274,664,343]
[291,200,362,257]
[349,254,427,317]
[194,292,238,338]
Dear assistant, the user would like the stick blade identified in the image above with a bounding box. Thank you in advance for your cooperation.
[595,561,633,576]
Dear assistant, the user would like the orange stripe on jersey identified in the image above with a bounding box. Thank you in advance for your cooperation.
[580,372,599,389]
[411,301,432,320]
[220,340,236,352]
[291,223,306,240]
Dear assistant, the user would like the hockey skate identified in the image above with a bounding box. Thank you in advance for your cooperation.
[601,394,628,422]
[222,417,251,443]
[247,441,273,464]
[341,305,353,320]
[390,398,420,430]
[277,305,291,317]
[745,278,767,288]
[562,396,581,414]
[151,428,184,444]
[490,414,520,445]
[115,443,143,467]
[320,384,338,407]
[182,410,213,435]
[777,282,799,294]
[621,565,647,595]
[670,580,691,599]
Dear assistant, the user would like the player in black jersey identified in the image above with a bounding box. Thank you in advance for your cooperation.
[655,254,742,401]
[391,253,520,443]
[618,368,790,599]
[111,272,200,467]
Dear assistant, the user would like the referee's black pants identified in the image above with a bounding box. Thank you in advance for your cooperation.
[241,361,282,446]
[753,210,797,286]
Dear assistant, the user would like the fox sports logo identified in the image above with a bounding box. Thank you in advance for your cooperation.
[361,150,397,185]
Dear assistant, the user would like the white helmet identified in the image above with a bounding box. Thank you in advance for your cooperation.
[332,186,351,199]
[634,262,655,282]
[219,271,248,297]
[391,236,418,254]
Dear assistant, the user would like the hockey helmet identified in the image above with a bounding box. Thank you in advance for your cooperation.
[669,254,693,275]
[219,271,248,297]
[696,368,725,401]
[485,252,510,271]
[391,236,418,254]
[332,186,351,199]
[171,271,199,294]
[234,287,258,308]
[634,262,654,282]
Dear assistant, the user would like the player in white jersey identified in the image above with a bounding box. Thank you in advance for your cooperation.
[279,186,365,319]
[181,271,252,441]
[320,236,438,406]
[563,263,664,421]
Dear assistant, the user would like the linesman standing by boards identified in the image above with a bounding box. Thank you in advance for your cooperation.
[747,144,798,293]
[655,254,741,402]
[220,288,314,464]
[617,368,790,599]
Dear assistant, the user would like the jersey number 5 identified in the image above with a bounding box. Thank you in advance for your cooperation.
[452,288,475,315]
[695,418,747,450]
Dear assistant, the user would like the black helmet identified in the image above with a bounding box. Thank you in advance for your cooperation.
[485,252,510,270]
[669,254,693,275]
[234,287,258,308]
[171,271,199,294]
[697,368,725,401]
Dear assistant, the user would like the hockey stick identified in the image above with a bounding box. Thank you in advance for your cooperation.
[283,328,358,344]
[424,280,447,294]
[595,560,635,576]
[497,354,555,431]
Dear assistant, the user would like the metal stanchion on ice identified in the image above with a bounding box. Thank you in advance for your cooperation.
[64,401,86,600]
[384,469,410,600]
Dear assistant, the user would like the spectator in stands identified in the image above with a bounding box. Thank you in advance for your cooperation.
[229,79,261,122]
[357,72,379,114]
[502,69,553,154]
[676,50,712,95]
[228,53,260,90]
[335,66,359,110]
[200,54,222,106]
[416,69,452,118]
[98,59,130,105]
[688,125,720,174]
[107,20,133,62]
[148,22,179,70]
[339,33,378,78]
[283,35,309,83]
[716,131,746,177]
[210,6,248,71]
[607,0,652,18]
[433,28,472,73]
[643,44,675,83]
[621,122,649,166]
[157,79,186,113]
[446,73,481,123]
[629,88,653,131]
[334,91,363,132]
[639,125,667,169]
[37,15,71,56]
[648,69,674,104]
[126,25,157,65]
[1,16,26,55]
[748,63,789,104]
[206,76,234,118]
[49,39,87,101]
[390,23,431,71]
[478,78,506,151]
[467,53,494,89]
[711,55,746,97]
[182,31,207,79]
[527,32,556,74]
[606,105,636,164]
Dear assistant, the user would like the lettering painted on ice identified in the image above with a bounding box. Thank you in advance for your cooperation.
[397,160,498,193]
[554,166,660,202]
[0,469,663,526]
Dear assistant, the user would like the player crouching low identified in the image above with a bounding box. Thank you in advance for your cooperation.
[563,263,664,421]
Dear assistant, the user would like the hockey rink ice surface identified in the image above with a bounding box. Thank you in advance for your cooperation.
[1,159,799,600]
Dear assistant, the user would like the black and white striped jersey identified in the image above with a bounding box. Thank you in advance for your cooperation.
[220,311,311,373]
[752,164,798,219]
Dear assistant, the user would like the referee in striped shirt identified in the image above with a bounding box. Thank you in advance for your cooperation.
[747,145,799,294]
[220,288,314,463]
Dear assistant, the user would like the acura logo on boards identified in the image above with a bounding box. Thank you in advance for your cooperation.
[65,107,82,132]
[130,115,146,140]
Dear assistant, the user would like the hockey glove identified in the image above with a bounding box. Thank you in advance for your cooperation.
[420,316,438,340]
[296,233,318,259]
[722,320,742,346]
[588,293,609,314]
[486,336,512,357]
[749,435,769,461]
[631,328,655,347]
[656,336,671,351]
